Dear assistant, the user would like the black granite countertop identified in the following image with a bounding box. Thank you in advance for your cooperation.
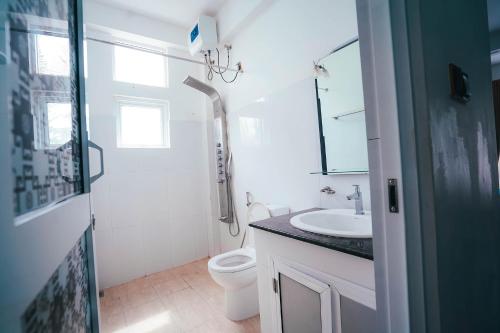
[249,208,373,260]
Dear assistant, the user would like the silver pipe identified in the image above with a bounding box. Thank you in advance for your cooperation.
[86,37,241,72]
[333,109,365,120]
[316,36,359,63]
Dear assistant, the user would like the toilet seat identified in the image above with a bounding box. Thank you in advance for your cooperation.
[208,248,256,273]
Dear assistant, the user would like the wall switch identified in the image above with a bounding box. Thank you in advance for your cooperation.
[449,63,471,104]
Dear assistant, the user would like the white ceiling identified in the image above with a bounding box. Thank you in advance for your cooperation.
[94,0,227,28]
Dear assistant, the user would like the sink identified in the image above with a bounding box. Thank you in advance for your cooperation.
[290,209,372,238]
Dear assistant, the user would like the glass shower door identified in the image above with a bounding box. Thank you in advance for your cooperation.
[0,0,100,331]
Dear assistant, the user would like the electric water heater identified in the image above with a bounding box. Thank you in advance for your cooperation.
[188,15,218,56]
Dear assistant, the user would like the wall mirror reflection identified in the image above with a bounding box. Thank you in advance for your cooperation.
[315,39,369,174]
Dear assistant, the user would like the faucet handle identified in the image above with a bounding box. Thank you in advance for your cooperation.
[320,186,336,195]
[352,185,361,193]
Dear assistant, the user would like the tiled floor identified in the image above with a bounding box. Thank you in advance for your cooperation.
[99,257,261,333]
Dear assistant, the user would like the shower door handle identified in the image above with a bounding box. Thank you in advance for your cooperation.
[89,140,104,184]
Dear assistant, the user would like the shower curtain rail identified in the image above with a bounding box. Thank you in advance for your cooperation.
[86,37,241,73]
[7,26,240,72]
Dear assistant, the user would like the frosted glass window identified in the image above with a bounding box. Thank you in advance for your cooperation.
[47,102,72,146]
[35,34,70,76]
[117,102,169,148]
[113,45,167,87]
[42,102,90,147]
[34,34,88,77]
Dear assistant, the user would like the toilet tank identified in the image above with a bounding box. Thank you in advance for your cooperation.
[247,204,290,248]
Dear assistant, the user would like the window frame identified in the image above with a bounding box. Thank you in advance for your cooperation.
[28,29,88,78]
[111,41,168,88]
[115,96,170,149]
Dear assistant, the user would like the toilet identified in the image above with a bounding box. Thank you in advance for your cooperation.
[208,203,290,321]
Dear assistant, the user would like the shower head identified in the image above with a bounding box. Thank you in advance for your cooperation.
[183,76,221,101]
[183,76,234,232]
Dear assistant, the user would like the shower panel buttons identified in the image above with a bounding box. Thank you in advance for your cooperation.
[216,142,225,184]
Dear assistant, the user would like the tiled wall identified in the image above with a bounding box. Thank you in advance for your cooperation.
[211,0,371,251]
[85,32,212,289]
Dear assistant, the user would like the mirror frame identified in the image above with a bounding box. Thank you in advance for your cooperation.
[314,38,369,175]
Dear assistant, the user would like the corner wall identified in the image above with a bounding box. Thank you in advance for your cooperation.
[210,0,371,251]
[84,2,214,289]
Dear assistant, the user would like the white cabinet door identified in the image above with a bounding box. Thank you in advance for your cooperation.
[272,260,339,333]
[271,257,376,333]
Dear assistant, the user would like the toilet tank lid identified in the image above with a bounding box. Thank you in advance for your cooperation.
[265,204,290,217]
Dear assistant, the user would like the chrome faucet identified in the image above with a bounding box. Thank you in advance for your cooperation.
[346,185,364,215]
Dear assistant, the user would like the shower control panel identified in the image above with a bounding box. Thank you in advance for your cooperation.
[216,142,225,183]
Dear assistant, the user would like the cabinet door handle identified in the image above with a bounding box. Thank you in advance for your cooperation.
[273,278,278,294]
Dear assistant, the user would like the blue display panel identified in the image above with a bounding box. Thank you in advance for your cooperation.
[190,23,199,43]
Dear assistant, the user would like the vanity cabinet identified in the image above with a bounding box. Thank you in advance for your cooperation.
[253,228,376,333]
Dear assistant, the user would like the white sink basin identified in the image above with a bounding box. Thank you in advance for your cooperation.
[290,209,372,238]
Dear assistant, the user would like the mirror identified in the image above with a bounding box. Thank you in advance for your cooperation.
[315,39,369,174]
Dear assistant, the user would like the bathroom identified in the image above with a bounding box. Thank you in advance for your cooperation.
[2,0,500,332]
[85,0,373,331]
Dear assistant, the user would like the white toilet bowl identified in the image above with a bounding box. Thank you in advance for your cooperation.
[208,247,259,321]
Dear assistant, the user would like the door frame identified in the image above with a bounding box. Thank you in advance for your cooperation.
[356,0,411,332]
[357,0,499,332]
[75,0,100,330]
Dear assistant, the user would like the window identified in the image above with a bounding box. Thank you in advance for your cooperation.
[33,33,88,77]
[31,90,90,149]
[35,34,70,76]
[113,44,167,87]
[47,102,72,146]
[116,99,169,148]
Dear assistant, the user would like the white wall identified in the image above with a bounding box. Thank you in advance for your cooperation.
[84,2,213,289]
[210,0,371,251]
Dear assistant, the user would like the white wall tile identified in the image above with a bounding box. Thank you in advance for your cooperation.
[209,0,371,252]
[86,25,212,289]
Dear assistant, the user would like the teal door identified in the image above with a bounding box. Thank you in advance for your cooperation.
[0,0,100,331]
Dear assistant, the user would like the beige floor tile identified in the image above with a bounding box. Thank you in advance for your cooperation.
[99,258,260,333]
[105,284,128,301]
[100,297,124,317]
[121,286,159,308]
[120,312,181,333]
[101,312,127,333]
[173,301,216,331]
[124,276,152,293]
[186,319,226,333]
[152,277,189,297]
[123,299,165,324]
